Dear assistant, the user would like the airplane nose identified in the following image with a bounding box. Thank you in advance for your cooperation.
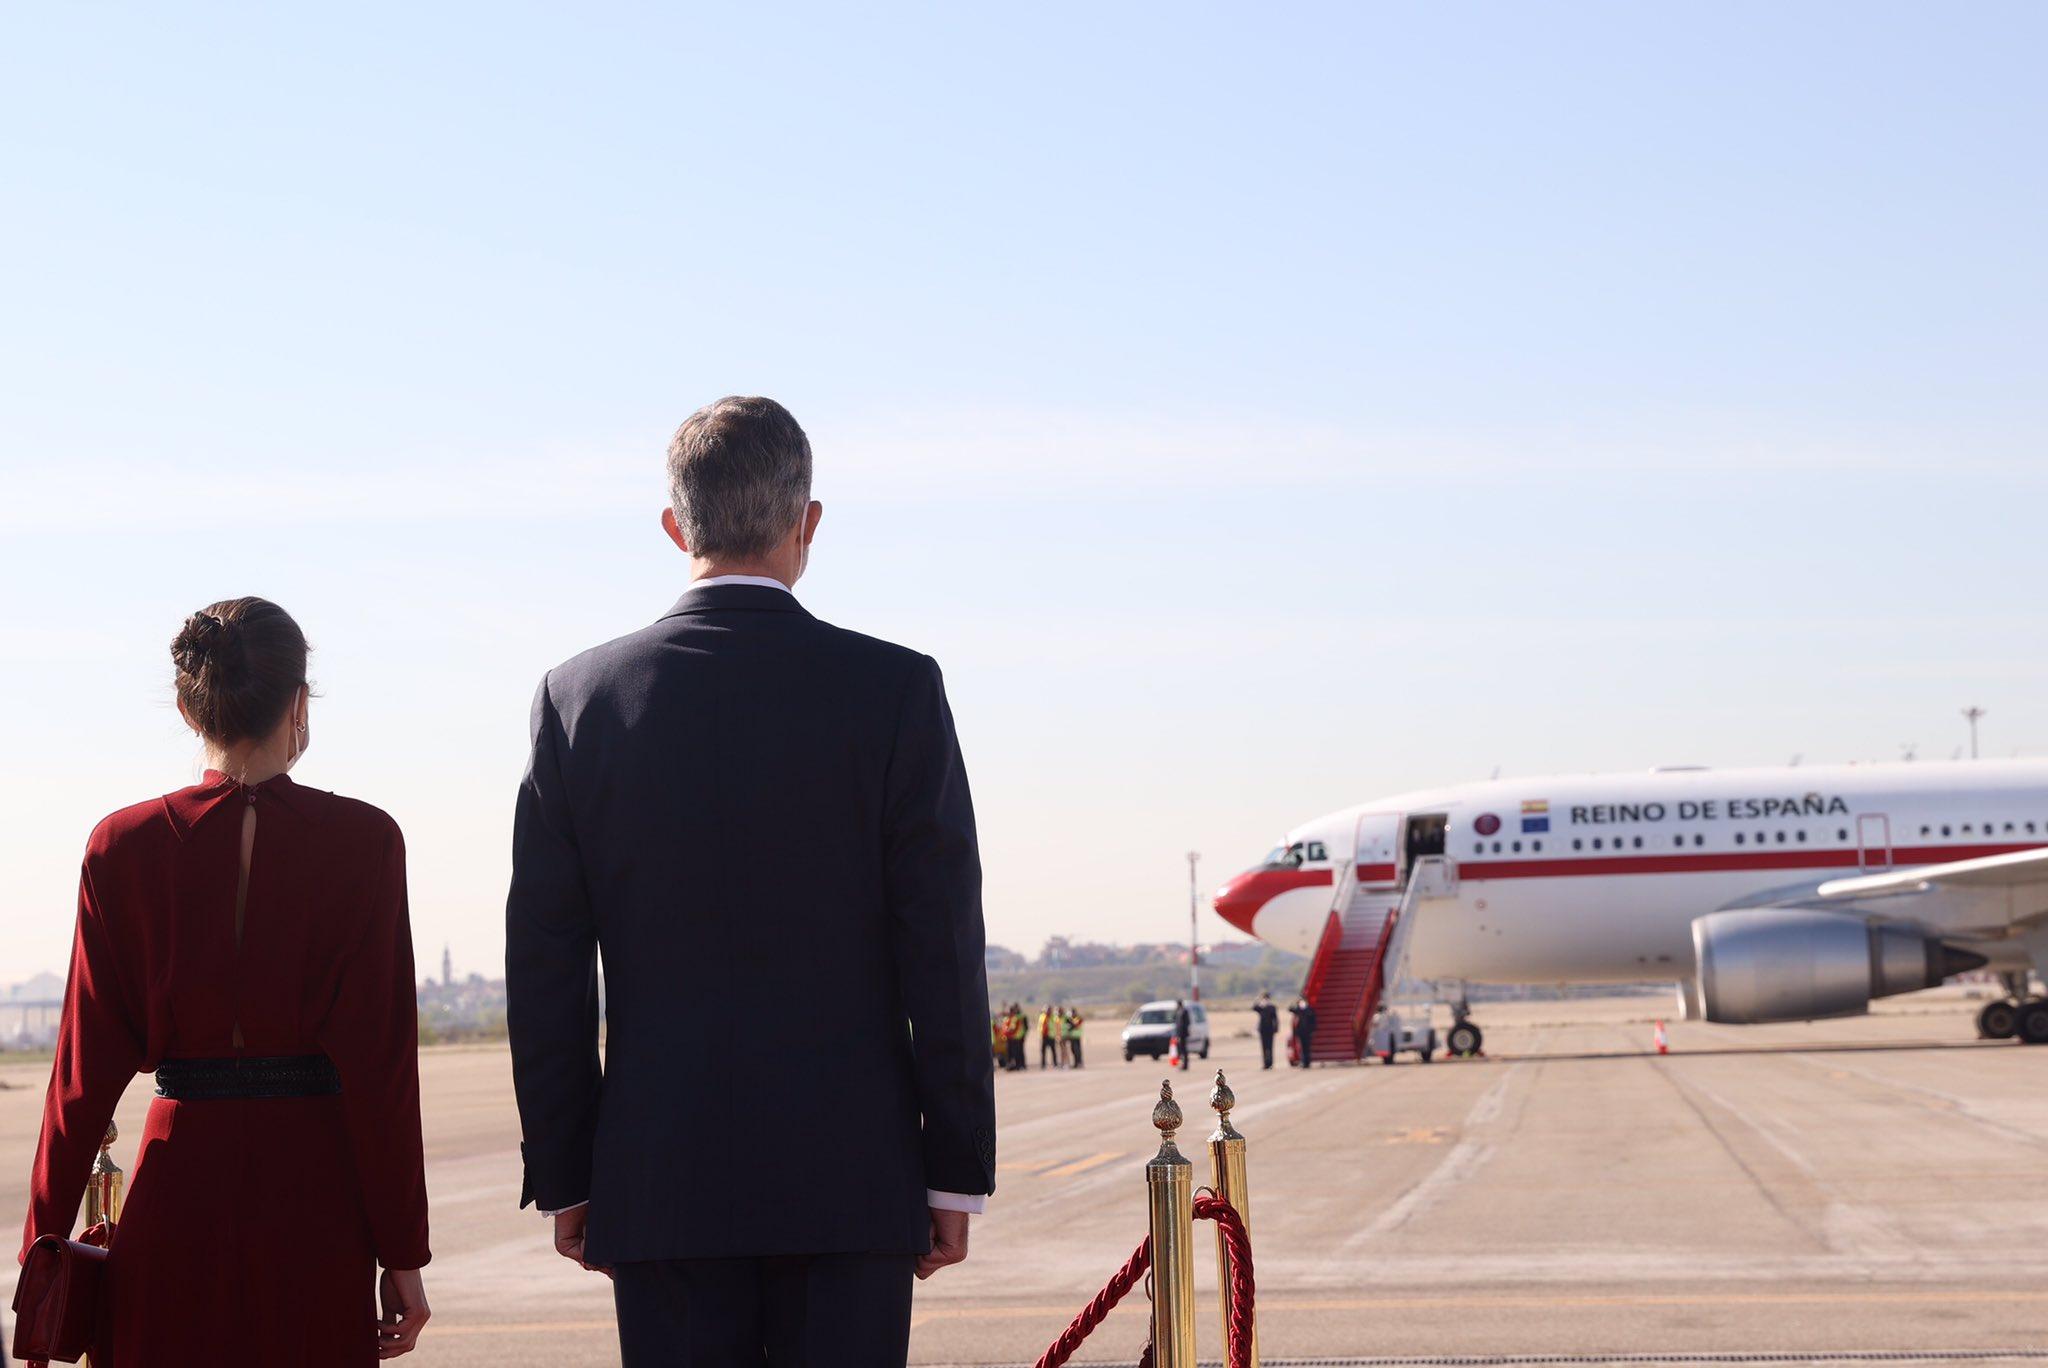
[1212,872,1262,935]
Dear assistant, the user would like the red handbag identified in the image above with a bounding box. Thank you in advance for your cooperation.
[10,1225,111,1364]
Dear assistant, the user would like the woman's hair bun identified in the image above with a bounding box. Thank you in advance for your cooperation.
[171,598,309,746]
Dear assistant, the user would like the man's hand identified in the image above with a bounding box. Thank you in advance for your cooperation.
[916,1206,971,1280]
[553,1204,612,1279]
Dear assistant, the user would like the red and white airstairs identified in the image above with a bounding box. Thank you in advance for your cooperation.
[1296,832,1459,1062]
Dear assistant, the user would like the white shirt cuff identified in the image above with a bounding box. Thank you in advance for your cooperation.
[926,1189,986,1214]
[541,1200,590,1218]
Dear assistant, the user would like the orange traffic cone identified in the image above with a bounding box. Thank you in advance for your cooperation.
[1168,1034,1182,1068]
[1653,1020,1669,1055]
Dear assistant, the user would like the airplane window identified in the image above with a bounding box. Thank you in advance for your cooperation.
[1735,832,1745,845]
[2004,823,2015,834]
[1919,825,1930,837]
[1775,831,1786,844]
[1674,835,1685,848]
[1262,844,1306,869]
[1632,836,1643,849]
[1573,838,1583,850]
[1755,831,1766,845]
[1838,829,1849,841]
[1592,838,1603,850]
[1492,841,1503,853]
[1942,826,1951,837]
[2030,823,2038,834]
[1694,834,1706,847]
[1511,840,1522,853]
[1532,840,1543,852]
[1963,825,1974,835]
[1796,830,1807,842]
[1473,844,1484,856]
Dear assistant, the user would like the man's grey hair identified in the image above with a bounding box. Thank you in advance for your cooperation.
[665,396,813,560]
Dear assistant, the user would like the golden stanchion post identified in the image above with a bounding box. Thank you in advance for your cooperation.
[84,1120,123,1229]
[1208,1070,1258,1368]
[1146,1079,1197,1367]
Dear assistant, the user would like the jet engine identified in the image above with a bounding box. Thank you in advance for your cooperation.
[1691,908,1986,1024]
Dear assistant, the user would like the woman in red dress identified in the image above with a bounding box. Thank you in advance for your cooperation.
[19,597,432,1365]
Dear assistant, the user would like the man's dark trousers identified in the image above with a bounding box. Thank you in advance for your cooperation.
[614,1254,914,1367]
[1258,1030,1276,1069]
[1298,1028,1315,1067]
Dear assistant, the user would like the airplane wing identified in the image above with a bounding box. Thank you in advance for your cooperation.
[1817,847,2048,902]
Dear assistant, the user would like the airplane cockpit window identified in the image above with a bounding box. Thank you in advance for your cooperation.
[1305,841,1328,862]
[1262,843,1307,869]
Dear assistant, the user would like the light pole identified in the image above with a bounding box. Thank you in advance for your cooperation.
[1186,851,1201,1002]
[1963,706,1986,760]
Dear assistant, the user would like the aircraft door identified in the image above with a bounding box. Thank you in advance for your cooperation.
[1857,814,1893,871]
[1354,814,1403,888]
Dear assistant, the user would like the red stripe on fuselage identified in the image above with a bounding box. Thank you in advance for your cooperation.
[1458,841,2044,881]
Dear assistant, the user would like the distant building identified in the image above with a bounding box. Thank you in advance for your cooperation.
[0,972,66,1051]
[442,944,454,987]
[984,944,1027,973]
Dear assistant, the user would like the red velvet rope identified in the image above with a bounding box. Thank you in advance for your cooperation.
[1032,1194,1256,1368]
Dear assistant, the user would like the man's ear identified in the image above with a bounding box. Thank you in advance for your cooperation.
[801,500,823,545]
[660,506,690,553]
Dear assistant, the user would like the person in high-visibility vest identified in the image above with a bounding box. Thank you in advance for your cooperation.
[1038,1004,1058,1069]
[1065,1006,1085,1069]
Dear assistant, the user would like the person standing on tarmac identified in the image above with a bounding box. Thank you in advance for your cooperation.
[1173,999,1193,1072]
[1008,1004,1029,1072]
[1253,991,1280,1069]
[1293,996,1318,1067]
[1038,1004,1058,1069]
[1065,1006,1085,1069]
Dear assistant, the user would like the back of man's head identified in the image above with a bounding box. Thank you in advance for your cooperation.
[665,396,813,560]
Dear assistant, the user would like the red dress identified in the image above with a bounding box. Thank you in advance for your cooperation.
[20,772,431,1367]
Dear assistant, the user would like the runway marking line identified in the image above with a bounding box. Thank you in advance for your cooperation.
[996,1158,1066,1174]
[433,1287,2048,1337]
[904,1287,2048,1330]
[1038,1150,1127,1178]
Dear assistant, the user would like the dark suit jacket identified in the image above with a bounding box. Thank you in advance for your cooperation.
[506,584,996,1265]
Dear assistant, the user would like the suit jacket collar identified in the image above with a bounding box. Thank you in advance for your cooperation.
[659,583,812,621]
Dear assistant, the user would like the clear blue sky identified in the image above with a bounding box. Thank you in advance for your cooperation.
[3,3,2044,983]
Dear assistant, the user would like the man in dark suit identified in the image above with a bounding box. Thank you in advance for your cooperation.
[507,396,996,1365]
[1253,991,1280,1069]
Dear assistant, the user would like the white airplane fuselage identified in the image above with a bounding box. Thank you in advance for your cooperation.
[1212,759,2048,986]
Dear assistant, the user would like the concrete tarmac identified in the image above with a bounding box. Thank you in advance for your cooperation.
[4,992,2046,1365]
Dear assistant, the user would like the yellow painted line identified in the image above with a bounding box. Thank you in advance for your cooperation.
[906,1287,2048,1329]
[1038,1150,1126,1179]
[444,1287,2048,1335]
[996,1158,1065,1175]
[434,1320,617,1335]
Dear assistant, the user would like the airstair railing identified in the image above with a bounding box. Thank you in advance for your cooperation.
[1349,910,1401,1058]
[1299,908,1344,1007]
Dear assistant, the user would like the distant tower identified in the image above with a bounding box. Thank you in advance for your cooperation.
[442,944,453,987]
[1962,706,1986,760]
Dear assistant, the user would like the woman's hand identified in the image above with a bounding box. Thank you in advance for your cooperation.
[376,1267,430,1358]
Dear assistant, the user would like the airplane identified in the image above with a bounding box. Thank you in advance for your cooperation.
[1211,758,2048,1061]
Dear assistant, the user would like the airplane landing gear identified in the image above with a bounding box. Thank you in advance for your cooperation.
[1447,1021,1484,1057]
[2018,999,2048,1046]
[1977,999,2019,1040]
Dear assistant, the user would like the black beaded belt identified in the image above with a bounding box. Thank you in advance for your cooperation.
[155,1055,342,1100]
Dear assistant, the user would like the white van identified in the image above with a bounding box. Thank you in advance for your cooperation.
[1121,1001,1211,1062]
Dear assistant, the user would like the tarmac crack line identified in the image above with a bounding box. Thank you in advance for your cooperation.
[1645,1052,1829,1253]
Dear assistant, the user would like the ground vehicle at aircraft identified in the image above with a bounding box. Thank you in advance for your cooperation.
[1121,1000,1211,1061]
